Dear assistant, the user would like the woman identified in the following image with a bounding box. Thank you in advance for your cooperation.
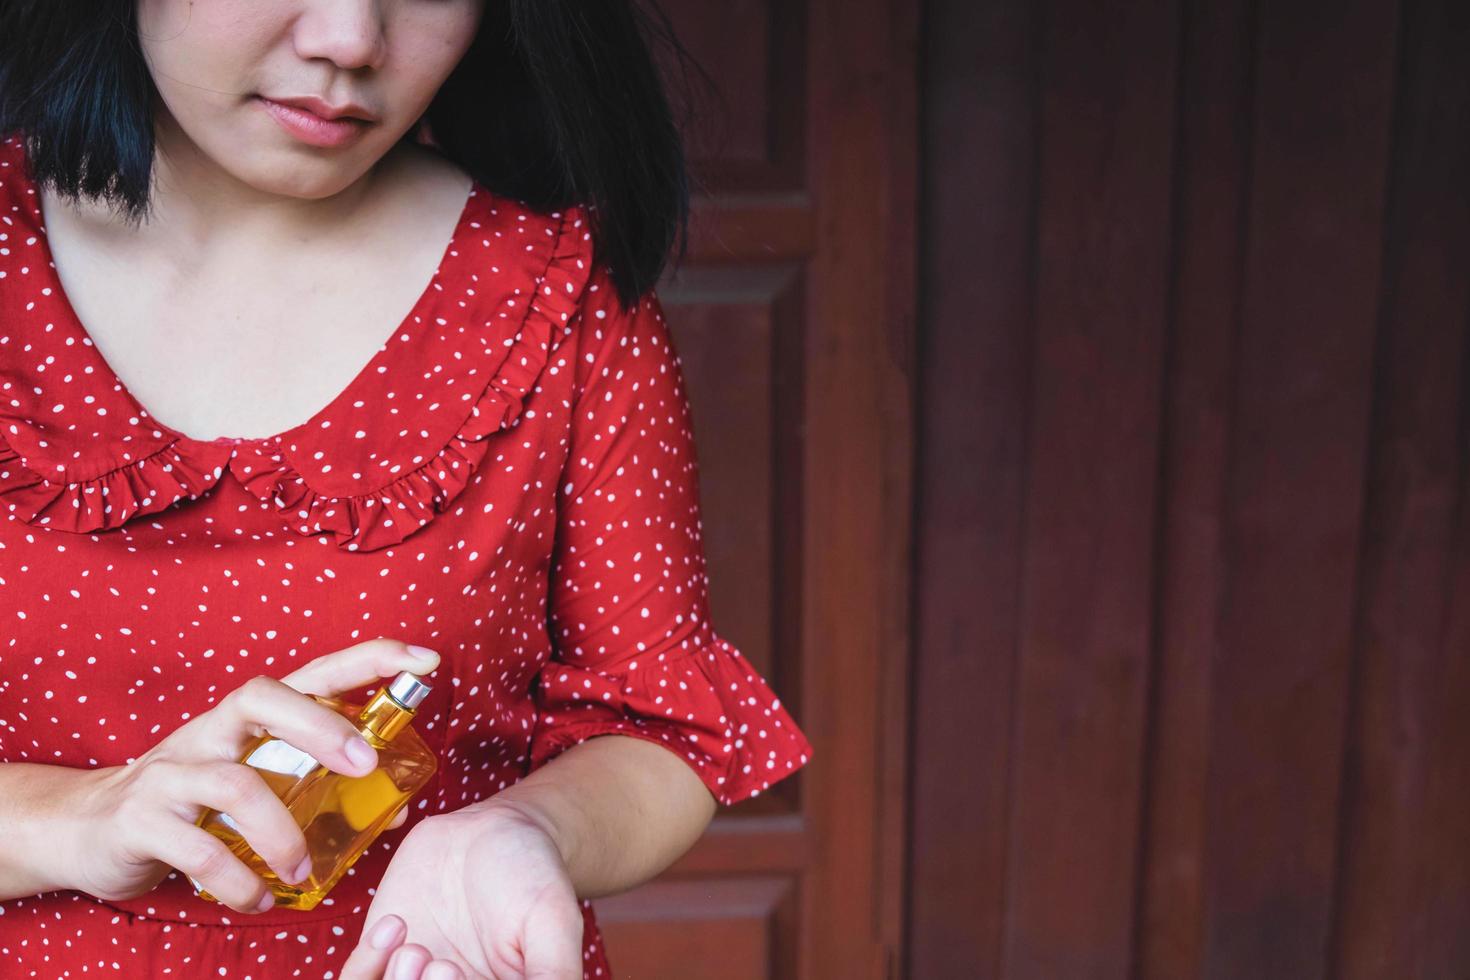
[0,1,812,977]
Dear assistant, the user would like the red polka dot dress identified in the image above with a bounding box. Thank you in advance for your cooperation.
[0,133,812,978]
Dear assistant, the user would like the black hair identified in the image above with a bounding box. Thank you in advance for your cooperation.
[0,0,717,308]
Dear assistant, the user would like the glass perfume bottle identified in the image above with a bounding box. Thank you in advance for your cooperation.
[190,671,438,911]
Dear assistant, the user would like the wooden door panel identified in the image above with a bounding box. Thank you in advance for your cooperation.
[909,0,1470,977]
[597,878,799,979]
[587,0,916,977]
[661,0,805,188]
[661,265,803,685]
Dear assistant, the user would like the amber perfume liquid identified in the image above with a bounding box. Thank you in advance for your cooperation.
[191,671,437,911]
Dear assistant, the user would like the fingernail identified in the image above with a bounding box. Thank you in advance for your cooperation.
[290,854,312,884]
[255,892,275,912]
[369,914,403,950]
[406,644,438,663]
[345,734,377,770]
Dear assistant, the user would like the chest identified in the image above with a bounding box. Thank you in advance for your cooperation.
[55,242,450,443]
[0,396,567,769]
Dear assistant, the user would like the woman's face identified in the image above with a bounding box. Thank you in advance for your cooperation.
[135,0,485,196]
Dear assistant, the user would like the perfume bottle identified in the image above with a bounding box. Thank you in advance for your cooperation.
[191,671,438,911]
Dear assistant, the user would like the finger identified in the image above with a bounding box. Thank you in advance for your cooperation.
[142,640,439,770]
[150,643,435,775]
[204,674,386,778]
[159,823,275,916]
[384,943,435,980]
[388,805,409,830]
[188,759,313,886]
[522,903,585,980]
[421,961,467,980]
[279,638,441,698]
[338,914,407,980]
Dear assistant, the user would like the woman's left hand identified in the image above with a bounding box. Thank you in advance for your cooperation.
[337,802,585,980]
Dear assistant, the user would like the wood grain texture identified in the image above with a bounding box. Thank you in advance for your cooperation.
[588,0,917,977]
[1327,3,1470,977]
[1000,0,1178,974]
[1198,0,1397,972]
[906,1,1034,977]
[909,0,1470,977]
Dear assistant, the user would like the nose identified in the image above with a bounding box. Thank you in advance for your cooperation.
[292,0,388,71]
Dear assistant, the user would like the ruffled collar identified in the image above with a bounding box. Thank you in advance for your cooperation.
[0,133,594,551]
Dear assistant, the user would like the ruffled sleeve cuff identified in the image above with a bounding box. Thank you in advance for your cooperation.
[527,634,813,807]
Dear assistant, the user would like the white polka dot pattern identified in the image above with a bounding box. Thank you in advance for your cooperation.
[530,285,814,804]
[0,132,813,977]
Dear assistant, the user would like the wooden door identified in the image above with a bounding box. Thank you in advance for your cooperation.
[588,2,917,978]
[908,0,1470,976]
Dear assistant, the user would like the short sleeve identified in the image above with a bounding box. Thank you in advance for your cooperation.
[527,268,813,806]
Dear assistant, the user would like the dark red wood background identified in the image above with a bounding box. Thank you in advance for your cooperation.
[909,0,1470,977]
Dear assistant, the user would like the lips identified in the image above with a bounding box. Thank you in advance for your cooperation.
[257,96,372,148]
[264,93,376,122]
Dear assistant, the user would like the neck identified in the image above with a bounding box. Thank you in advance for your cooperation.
[92,111,404,265]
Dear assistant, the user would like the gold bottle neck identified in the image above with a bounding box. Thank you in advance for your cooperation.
[358,688,415,745]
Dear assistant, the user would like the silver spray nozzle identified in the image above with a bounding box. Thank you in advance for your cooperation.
[385,670,432,710]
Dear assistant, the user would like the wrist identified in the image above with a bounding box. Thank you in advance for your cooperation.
[37,766,111,894]
[1,764,106,897]
[460,794,577,870]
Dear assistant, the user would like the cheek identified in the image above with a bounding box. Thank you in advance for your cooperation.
[387,12,483,103]
[135,0,188,36]
[136,0,274,102]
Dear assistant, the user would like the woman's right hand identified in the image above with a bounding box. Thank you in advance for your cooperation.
[55,638,440,915]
